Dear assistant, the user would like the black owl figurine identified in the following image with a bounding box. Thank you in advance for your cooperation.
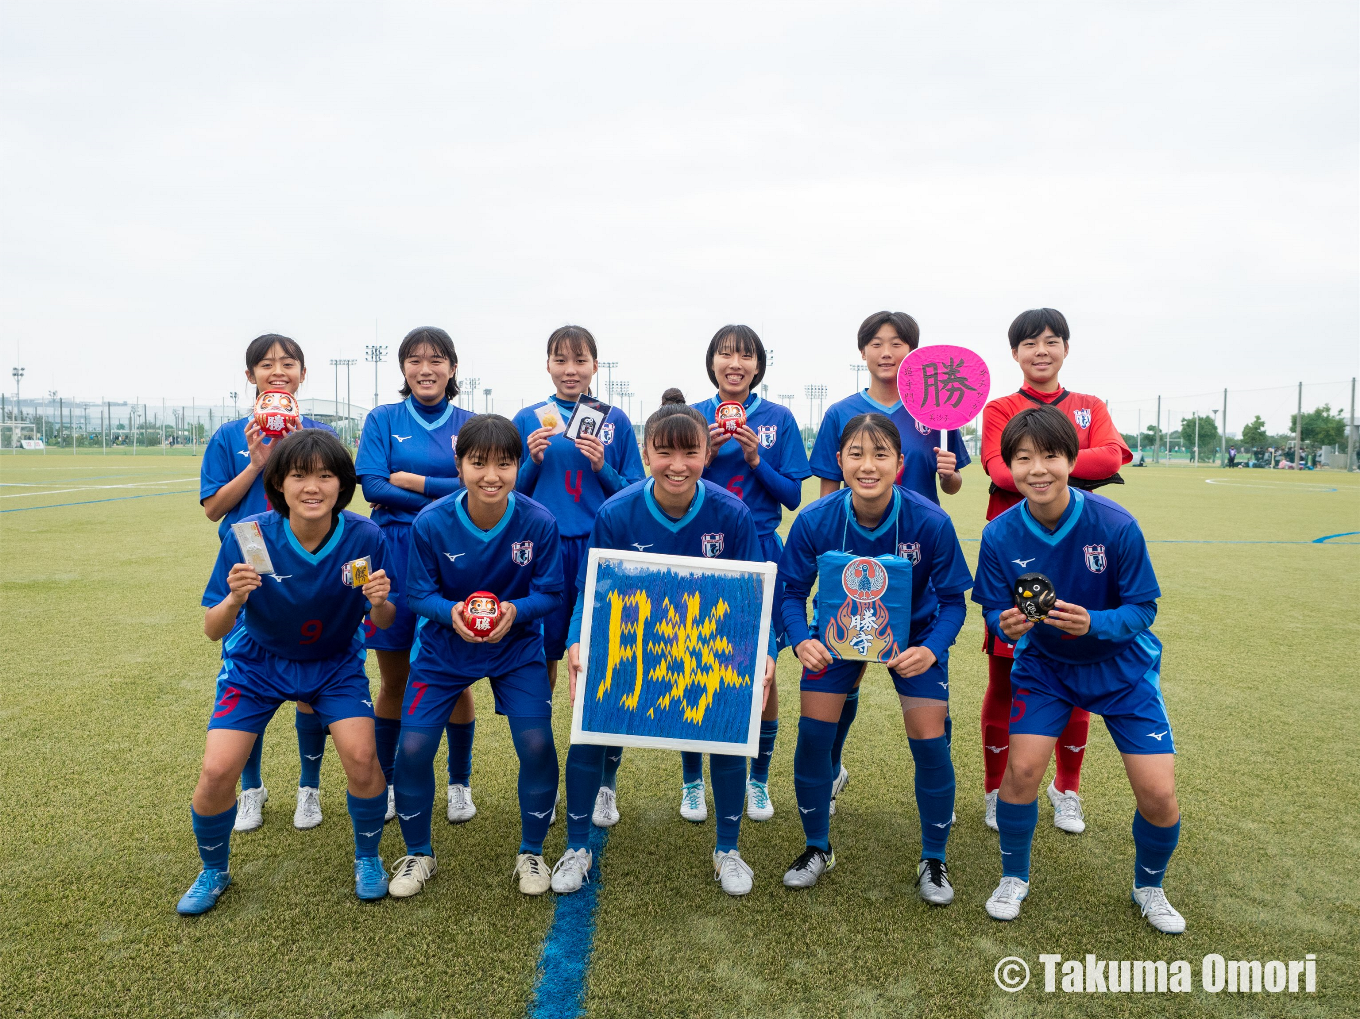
[1014,572,1057,622]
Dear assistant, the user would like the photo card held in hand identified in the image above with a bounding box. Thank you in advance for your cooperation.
[563,395,611,441]
[533,402,567,436]
[231,521,275,575]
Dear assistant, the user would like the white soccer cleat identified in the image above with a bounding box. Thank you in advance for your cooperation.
[782,846,835,889]
[745,780,774,822]
[680,781,708,823]
[713,849,754,896]
[985,876,1030,920]
[829,764,849,816]
[385,785,395,823]
[234,786,268,832]
[916,858,954,906]
[592,787,619,828]
[550,848,593,894]
[388,854,436,897]
[447,783,477,824]
[549,789,560,826]
[1132,885,1186,934]
[1047,782,1086,834]
[293,786,323,830]
[514,853,551,896]
[984,790,999,832]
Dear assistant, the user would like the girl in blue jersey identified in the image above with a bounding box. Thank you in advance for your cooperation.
[777,413,972,902]
[178,430,394,914]
[356,327,481,826]
[198,333,337,835]
[550,391,776,897]
[682,325,810,824]
[512,326,645,828]
[386,415,564,898]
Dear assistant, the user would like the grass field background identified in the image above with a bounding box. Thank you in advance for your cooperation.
[1,452,1357,1018]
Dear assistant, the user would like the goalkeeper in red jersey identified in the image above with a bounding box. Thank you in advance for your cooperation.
[977,308,1131,835]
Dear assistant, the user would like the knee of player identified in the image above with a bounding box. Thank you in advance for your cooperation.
[197,756,244,794]
[1137,786,1179,824]
[1002,758,1046,792]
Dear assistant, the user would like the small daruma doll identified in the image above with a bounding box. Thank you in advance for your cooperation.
[254,389,300,438]
[462,591,501,636]
[715,400,746,436]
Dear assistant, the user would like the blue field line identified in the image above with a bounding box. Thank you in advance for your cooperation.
[956,537,1355,546]
[1313,531,1360,543]
[528,824,609,1019]
[0,488,196,514]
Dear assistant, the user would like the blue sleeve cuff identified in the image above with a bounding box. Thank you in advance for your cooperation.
[983,607,1005,641]
[359,474,429,512]
[408,594,456,627]
[516,457,542,493]
[921,595,967,660]
[1088,601,1157,642]
[597,460,627,495]
[566,589,585,647]
[752,456,802,510]
[423,475,462,499]
[511,591,560,625]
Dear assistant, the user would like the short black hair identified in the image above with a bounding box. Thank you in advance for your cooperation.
[1000,405,1079,465]
[245,334,305,374]
[398,327,461,400]
[454,414,522,466]
[546,325,598,362]
[704,325,766,390]
[857,311,920,352]
[645,389,708,452]
[839,412,902,458]
[1007,308,1070,350]
[262,430,356,518]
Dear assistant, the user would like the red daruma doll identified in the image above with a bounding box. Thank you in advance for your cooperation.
[462,591,501,635]
[254,389,301,438]
[715,401,746,435]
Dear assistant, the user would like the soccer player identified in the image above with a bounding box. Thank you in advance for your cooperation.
[178,430,393,914]
[808,311,971,816]
[551,391,776,897]
[512,325,645,829]
[973,406,1183,933]
[386,415,564,898]
[198,333,337,834]
[356,327,479,825]
[977,309,1131,834]
[684,325,810,823]
[778,414,971,902]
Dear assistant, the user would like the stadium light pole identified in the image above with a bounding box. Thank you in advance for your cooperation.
[850,364,867,392]
[338,358,358,445]
[483,388,492,414]
[1295,381,1303,467]
[1153,395,1161,464]
[365,345,387,412]
[230,391,239,419]
[330,358,342,427]
[1221,388,1228,463]
[12,367,24,423]
[599,361,618,403]
[462,377,479,412]
[1348,377,1356,472]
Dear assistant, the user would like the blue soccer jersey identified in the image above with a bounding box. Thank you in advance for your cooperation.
[199,415,335,540]
[971,489,1162,665]
[202,509,388,661]
[778,486,973,660]
[512,397,645,538]
[809,390,971,504]
[355,398,476,528]
[693,393,811,537]
[406,491,564,676]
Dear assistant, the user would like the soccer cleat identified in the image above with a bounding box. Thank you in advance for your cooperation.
[388,854,437,898]
[782,845,835,888]
[234,786,268,832]
[829,765,849,816]
[1132,885,1186,934]
[514,853,551,895]
[984,790,999,832]
[985,876,1029,920]
[1047,782,1086,834]
[680,781,708,822]
[592,787,619,828]
[176,868,231,915]
[549,789,560,826]
[293,786,323,829]
[745,780,774,822]
[354,856,388,900]
[713,849,754,896]
[550,848,593,894]
[916,858,954,906]
[385,785,395,823]
[447,783,477,824]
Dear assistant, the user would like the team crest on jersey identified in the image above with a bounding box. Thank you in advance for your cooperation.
[914,419,932,436]
[450,433,457,454]
[1075,408,1092,429]
[598,422,615,445]
[1083,544,1107,573]
[758,425,778,449]
[701,533,725,558]
[897,542,921,565]
[511,541,534,566]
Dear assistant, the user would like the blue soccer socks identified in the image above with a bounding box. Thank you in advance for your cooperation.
[909,735,955,861]
[296,708,327,788]
[996,797,1039,881]
[393,725,442,857]
[445,720,475,786]
[240,736,264,792]
[347,789,387,859]
[564,743,605,850]
[793,716,838,851]
[831,690,859,774]
[601,745,624,791]
[750,719,779,784]
[681,751,704,785]
[191,803,236,872]
[374,716,401,787]
[508,717,559,855]
[709,753,747,853]
[1132,811,1180,889]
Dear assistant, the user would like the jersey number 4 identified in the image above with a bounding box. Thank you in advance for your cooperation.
[564,470,583,503]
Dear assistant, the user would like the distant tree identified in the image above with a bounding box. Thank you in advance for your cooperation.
[1179,413,1219,456]
[1120,433,1138,448]
[1240,415,1268,447]
[1289,404,1347,447]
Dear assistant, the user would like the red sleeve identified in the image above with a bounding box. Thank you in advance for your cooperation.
[1070,401,1132,480]
[981,399,1019,493]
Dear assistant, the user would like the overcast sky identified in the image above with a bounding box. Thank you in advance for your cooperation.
[3,1,1356,434]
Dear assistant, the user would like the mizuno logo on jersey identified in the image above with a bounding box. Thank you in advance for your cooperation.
[236,450,249,457]
[511,540,534,566]
[444,553,465,564]
[701,532,724,558]
[1013,557,1036,567]
[1147,730,1168,741]
[1084,544,1107,573]
[392,435,412,442]
[1074,408,1092,429]
[632,542,653,552]
[757,425,777,449]
[267,574,291,583]
[898,542,920,565]
[598,422,615,444]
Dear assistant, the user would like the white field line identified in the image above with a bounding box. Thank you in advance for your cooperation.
[0,478,197,499]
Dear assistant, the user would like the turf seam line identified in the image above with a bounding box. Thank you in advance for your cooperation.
[0,488,197,513]
[528,823,609,1019]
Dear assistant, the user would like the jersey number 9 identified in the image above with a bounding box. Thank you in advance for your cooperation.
[299,619,324,644]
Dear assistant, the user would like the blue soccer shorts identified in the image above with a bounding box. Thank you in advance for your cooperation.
[365,522,416,652]
[207,648,374,734]
[542,533,589,662]
[1009,632,1174,755]
[800,649,951,701]
[402,660,553,724]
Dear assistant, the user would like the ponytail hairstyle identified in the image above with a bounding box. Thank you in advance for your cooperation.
[704,324,766,390]
[644,388,708,452]
[397,327,460,400]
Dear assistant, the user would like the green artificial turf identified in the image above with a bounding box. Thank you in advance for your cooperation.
[1,453,1356,1018]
